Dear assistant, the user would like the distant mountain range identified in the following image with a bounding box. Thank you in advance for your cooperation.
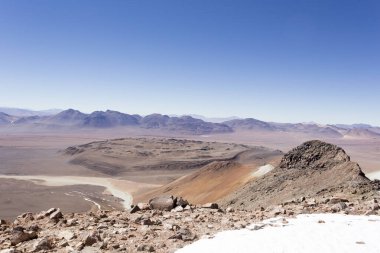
[0,107,62,117]
[0,108,379,137]
[0,109,231,134]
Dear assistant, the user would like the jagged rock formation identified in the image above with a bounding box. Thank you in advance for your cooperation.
[222,140,380,210]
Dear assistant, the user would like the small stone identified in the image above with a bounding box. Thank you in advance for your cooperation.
[172,206,184,212]
[329,197,349,204]
[137,203,151,210]
[83,232,99,246]
[130,205,141,214]
[169,228,196,241]
[45,208,57,216]
[249,224,265,231]
[11,230,38,246]
[202,203,219,209]
[49,209,63,220]
[137,245,155,252]
[331,202,347,212]
[0,249,22,253]
[32,237,53,251]
[58,230,76,240]
[141,218,154,226]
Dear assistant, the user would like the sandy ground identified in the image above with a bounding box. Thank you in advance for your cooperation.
[0,175,159,208]
[177,214,380,253]
[0,178,123,221]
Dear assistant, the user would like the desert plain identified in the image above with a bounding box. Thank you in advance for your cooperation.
[1,127,379,221]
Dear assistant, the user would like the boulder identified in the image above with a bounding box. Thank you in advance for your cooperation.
[11,230,38,246]
[149,196,176,211]
[32,237,53,252]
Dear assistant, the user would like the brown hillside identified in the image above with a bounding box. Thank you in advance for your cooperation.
[134,149,282,204]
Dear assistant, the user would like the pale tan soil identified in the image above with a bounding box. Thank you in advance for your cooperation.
[0,179,123,221]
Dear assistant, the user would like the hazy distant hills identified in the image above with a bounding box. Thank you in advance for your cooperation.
[0,107,62,117]
[0,108,379,137]
[0,109,232,134]
[0,112,14,125]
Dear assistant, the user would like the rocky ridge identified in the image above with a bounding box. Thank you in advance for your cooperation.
[222,140,380,210]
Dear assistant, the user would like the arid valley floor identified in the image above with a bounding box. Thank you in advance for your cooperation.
[1,128,379,221]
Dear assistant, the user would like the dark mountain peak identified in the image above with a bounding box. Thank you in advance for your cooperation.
[83,110,139,128]
[140,114,171,129]
[56,109,85,116]
[279,140,350,170]
[224,118,273,131]
[48,109,87,124]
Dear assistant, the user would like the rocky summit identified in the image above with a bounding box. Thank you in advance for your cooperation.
[222,140,380,210]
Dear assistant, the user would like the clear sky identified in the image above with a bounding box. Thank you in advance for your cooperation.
[0,0,379,125]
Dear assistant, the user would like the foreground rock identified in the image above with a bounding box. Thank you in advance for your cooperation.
[1,195,379,253]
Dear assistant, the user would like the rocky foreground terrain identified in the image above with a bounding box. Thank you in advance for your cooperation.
[1,140,380,253]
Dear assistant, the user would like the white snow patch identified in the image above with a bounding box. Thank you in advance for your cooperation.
[366,171,380,181]
[252,164,274,177]
[176,214,380,253]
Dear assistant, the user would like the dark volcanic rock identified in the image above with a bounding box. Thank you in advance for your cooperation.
[278,140,351,170]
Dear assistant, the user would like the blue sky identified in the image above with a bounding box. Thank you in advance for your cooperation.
[0,0,379,125]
